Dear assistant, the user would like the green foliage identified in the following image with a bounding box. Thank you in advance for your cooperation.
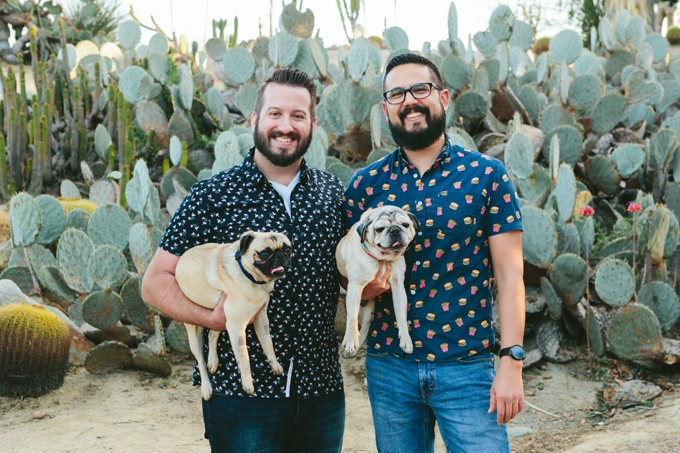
[666,26,680,45]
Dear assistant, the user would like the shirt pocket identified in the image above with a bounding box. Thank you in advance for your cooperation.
[429,191,484,239]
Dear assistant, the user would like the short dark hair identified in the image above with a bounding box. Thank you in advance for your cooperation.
[253,68,317,119]
[383,53,445,91]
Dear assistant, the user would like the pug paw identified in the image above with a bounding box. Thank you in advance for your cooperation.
[241,377,255,395]
[201,382,214,400]
[207,354,219,373]
[400,335,414,354]
[270,359,284,375]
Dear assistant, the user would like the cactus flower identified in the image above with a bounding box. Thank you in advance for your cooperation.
[627,202,642,213]
[579,205,595,216]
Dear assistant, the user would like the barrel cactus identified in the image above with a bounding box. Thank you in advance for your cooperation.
[0,303,71,397]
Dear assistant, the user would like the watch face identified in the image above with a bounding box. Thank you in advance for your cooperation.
[510,345,525,360]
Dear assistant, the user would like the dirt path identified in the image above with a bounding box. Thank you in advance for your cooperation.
[1,353,679,453]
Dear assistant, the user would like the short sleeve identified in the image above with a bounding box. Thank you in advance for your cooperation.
[159,182,215,256]
[485,161,523,236]
[342,170,364,230]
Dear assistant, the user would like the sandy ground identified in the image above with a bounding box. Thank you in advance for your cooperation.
[1,350,680,453]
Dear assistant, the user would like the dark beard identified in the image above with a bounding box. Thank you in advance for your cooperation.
[388,104,446,152]
[253,121,313,167]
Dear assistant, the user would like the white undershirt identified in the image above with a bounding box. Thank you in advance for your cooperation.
[268,172,300,218]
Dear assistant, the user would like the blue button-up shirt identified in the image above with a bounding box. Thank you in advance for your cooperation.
[343,137,523,362]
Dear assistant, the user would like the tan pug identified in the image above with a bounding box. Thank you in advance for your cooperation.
[175,231,292,399]
[336,205,420,357]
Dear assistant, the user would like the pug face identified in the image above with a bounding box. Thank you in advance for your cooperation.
[356,206,421,253]
[239,231,292,281]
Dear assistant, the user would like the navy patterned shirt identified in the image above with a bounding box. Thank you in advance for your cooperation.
[160,150,345,398]
[343,137,523,362]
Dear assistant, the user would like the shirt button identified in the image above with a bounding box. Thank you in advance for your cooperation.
[411,290,416,295]
[416,261,421,265]
[416,201,422,206]
[418,232,423,236]
[413,173,418,178]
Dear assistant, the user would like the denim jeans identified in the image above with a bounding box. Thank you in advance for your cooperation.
[365,352,509,453]
[201,390,345,453]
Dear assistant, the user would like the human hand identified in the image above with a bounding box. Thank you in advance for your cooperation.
[489,357,524,424]
[360,262,391,300]
[205,292,227,331]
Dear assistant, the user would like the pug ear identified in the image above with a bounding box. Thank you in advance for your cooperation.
[239,231,256,257]
[407,212,421,233]
[355,218,373,243]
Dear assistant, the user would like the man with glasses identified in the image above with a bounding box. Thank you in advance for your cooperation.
[343,53,525,452]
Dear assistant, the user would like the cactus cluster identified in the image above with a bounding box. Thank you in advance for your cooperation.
[0,1,678,374]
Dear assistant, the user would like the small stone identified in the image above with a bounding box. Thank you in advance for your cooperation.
[507,426,533,438]
[33,410,47,419]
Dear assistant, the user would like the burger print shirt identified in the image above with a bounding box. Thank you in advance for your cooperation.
[343,137,523,362]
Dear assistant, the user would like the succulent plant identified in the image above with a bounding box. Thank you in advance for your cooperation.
[608,303,663,361]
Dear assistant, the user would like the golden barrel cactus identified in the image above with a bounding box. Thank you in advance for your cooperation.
[0,303,71,397]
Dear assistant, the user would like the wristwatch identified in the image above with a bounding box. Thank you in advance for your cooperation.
[499,345,525,361]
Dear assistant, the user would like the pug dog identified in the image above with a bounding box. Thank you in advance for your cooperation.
[175,231,292,399]
[336,205,420,357]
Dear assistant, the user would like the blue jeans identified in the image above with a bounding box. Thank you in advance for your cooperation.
[202,390,345,453]
[365,352,509,453]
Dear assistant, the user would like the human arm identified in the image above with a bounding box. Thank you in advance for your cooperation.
[487,230,525,424]
[141,248,227,331]
[338,261,392,300]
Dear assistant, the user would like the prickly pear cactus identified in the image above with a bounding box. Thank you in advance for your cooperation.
[120,277,155,332]
[10,193,41,248]
[88,245,128,291]
[87,204,131,251]
[57,228,95,294]
[594,258,635,307]
[85,340,133,374]
[638,282,679,332]
[521,206,557,268]
[608,303,663,361]
[548,253,587,313]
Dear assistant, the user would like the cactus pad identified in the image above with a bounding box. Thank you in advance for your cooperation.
[454,91,487,121]
[515,163,551,206]
[129,223,154,275]
[35,195,65,245]
[473,31,498,59]
[587,155,620,196]
[87,203,131,250]
[549,30,582,65]
[82,290,124,330]
[326,162,355,188]
[540,277,562,320]
[89,245,128,291]
[348,37,369,82]
[383,26,409,51]
[119,66,147,105]
[89,180,119,207]
[548,253,587,311]
[441,54,469,92]
[608,303,662,361]
[65,208,91,232]
[521,206,557,268]
[610,144,645,177]
[657,81,680,114]
[509,19,533,51]
[538,103,576,134]
[85,340,133,374]
[594,258,635,307]
[34,265,75,309]
[268,30,298,67]
[489,5,514,41]
[10,193,41,248]
[234,82,258,118]
[94,124,112,161]
[60,180,81,199]
[544,125,582,165]
[136,100,169,147]
[625,71,657,104]
[117,20,141,49]
[555,164,576,222]
[505,131,534,180]
[166,320,191,353]
[57,228,95,294]
[120,277,155,332]
[568,74,604,111]
[638,282,679,332]
[0,266,36,295]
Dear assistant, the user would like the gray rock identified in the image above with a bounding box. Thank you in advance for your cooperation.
[507,426,533,438]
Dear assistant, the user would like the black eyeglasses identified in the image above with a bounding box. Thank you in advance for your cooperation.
[383,82,442,105]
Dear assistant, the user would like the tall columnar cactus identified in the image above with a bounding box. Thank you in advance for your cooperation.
[0,303,71,397]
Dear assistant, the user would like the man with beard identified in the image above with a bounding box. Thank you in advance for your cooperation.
[343,54,525,453]
[142,68,347,453]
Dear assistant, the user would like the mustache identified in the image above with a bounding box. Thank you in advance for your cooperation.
[269,130,301,141]
[399,105,430,122]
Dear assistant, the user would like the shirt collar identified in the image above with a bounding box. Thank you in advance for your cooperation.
[241,148,312,187]
[396,134,453,173]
